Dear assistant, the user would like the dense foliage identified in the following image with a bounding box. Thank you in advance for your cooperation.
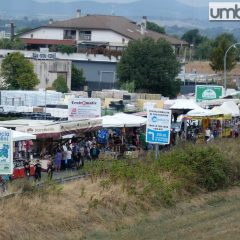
[117,38,181,98]
[71,65,86,90]
[0,52,39,90]
[146,21,165,34]
[52,76,69,93]
[0,38,25,50]
[209,33,237,73]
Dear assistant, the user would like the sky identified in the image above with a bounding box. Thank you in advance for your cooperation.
[37,0,210,5]
[36,0,234,7]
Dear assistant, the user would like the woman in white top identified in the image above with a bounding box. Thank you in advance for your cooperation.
[66,147,72,169]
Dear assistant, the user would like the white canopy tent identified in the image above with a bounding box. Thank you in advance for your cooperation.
[112,113,147,127]
[12,130,36,141]
[100,115,124,128]
[220,101,240,117]
[170,99,200,110]
[186,106,215,118]
[211,106,231,116]
[0,127,36,141]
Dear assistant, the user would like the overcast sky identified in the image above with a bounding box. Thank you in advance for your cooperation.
[37,0,209,5]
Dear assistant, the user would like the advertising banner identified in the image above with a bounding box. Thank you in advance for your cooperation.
[195,85,223,103]
[68,98,101,120]
[146,109,172,145]
[0,128,13,175]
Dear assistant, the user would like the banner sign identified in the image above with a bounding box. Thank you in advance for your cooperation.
[16,125,60,135]
[195,85,223,103]
[146,109,172,145]
[68,98,101,120]
[0,128,13,175]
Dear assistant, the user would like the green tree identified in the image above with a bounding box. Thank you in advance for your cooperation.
[57,45,76,54]
[52,76,69,93]
[71,65,86,90]
[117,38,181,98]
[195,37,213,60]
[209,33,237,73]
[146,21,165,34]
[0,38,25,50]
[181,29,204,46]
[0,52,39,89]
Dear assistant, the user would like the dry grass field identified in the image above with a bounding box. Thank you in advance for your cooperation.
[1,179,240,240]
[1,139,240,240]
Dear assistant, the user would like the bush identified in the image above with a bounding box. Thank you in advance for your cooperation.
[158,144,229,191]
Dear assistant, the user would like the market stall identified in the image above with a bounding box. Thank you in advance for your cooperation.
[0,127,36,179]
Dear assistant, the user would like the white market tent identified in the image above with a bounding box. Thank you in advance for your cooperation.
[12,130,36,141]
[170,99,200,110]
[0,127,36,141]
[186,106,215,118]
[112,113,147,127]
[100,115,124,128]
[211,106,231,116]
[220,101,240,117]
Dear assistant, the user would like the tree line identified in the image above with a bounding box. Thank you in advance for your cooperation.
[0,22,238,97]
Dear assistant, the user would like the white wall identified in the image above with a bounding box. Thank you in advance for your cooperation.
[84,30,130,46]
[32,60,72,90]
[21,28,64,40]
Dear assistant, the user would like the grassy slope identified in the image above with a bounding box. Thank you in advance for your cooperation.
[87,187,240,240]
[2,139,240,239]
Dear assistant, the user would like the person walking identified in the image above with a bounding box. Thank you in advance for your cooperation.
[90,144,100,161]
[54,149,62,172]
[47,160,54,180]
[67,146,72,169]
[24,159,31,179]
[34,160,42,182]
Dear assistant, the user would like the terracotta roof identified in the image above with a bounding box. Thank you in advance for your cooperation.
[24,15,187,46]
[21,38,76,46]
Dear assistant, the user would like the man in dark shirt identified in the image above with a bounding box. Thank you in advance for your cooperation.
[34,160,42,182]
[24,160,31,179]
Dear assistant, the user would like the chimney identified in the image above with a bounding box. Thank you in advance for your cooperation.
[49,18,53,25]
[141,16,147,35]
[76,9,81,18]
[10,22,15,41]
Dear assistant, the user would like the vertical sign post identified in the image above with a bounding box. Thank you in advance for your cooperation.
[146,109,172,160]
[0,128,13,175]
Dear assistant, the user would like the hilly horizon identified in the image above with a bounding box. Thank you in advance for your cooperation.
[0,0,207,20]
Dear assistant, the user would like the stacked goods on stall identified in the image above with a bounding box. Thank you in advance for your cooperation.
[0,90,62,107]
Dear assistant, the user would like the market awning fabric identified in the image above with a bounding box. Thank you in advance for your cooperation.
[220,101,240,117]
[0,127,36,141]
[112,113,147,127]
[100,115,124,128]
[170,99,200,110]
[186,107,216,118]
[12,130,36,141]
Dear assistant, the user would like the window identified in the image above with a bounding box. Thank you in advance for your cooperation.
[79,31,91,41]
[64,29,76,39]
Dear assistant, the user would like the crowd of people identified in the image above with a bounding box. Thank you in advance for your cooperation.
[22,137,101,182]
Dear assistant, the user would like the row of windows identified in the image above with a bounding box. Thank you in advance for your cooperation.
[64,30,92,40]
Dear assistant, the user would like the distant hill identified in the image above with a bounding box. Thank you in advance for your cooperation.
[0,0,207,20]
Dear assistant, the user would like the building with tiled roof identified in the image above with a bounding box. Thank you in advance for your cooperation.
[18,12,188,54]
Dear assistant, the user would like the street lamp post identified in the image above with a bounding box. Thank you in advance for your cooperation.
[224,43,240,96]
